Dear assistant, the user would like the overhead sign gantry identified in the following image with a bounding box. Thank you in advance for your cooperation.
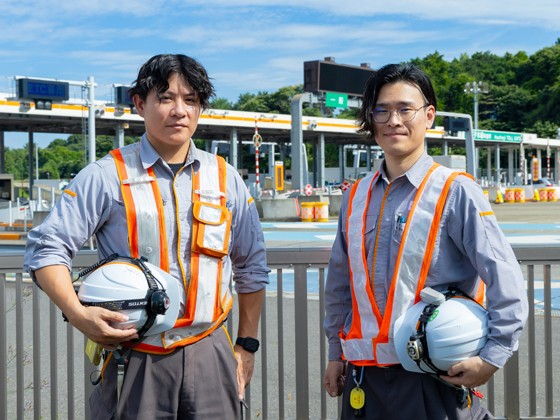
[16,77,70,110]
[291,58,376,194]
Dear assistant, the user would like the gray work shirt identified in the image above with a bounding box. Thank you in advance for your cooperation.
[324,153,528,369]
[24,136,270,313]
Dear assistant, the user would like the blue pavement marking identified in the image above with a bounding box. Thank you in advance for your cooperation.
[262,221,338,243]
[500,223,560,231]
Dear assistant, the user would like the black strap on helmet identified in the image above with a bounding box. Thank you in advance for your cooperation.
[406,287,475,376]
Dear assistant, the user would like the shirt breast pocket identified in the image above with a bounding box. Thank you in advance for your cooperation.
[364,214,378,244]
[392,212,409,244]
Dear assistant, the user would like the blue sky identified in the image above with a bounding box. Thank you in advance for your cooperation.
[1,0,559,148]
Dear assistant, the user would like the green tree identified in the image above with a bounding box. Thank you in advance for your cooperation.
[483,85,534,132]
[236,92,270,113]
[210,97,233,110]
[529,120,559,139]
[5,148,28,180]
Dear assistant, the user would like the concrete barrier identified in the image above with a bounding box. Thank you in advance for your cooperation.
[256,193,345,221]
[260,198,301,221]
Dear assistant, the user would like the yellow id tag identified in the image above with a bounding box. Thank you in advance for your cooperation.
[85,339,103,366]
[350,386,365,409]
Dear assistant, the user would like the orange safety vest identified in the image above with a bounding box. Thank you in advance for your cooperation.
[110,146,233,354]
[341,163,481,366]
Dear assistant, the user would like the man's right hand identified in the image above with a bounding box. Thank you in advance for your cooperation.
[34,265,138,350]
[324,360,346,397]
[67,305,138,350]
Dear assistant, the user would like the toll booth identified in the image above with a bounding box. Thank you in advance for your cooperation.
[0,173,14,201]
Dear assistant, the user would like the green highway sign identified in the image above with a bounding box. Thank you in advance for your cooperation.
[325,92,348,108]
[473,129,523,143]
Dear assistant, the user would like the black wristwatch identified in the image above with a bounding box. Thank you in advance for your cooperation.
[236,336,260,353]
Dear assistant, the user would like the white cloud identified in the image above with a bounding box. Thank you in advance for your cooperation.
[0,0,557,102]
[183,0,560,30]
[0,0,167,18]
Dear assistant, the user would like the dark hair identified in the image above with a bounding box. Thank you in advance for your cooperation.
[357,63,437,138]
[129,54,215,109]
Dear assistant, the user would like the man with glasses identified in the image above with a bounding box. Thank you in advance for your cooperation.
[24,54,269,419]
[323,63,527,419]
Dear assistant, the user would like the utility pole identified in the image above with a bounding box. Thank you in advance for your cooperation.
[464,81,488,129]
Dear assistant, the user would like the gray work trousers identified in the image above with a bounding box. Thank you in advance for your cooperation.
[89,326,241,419]
[340,363,493,420]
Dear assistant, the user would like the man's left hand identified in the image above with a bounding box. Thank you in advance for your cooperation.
[234,345,256,400]
[440,356,498,388]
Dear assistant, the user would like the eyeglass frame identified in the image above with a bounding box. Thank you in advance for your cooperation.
[370,104,429,124]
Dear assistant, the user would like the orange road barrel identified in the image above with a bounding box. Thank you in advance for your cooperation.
[539,189,548,202]
[547,188,557,202]
[505,189,515,203]
[514,188,525,203]
[301,202,315,222]
[313,202,329,222]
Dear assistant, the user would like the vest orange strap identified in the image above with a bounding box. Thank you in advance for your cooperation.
[111,149,140,259]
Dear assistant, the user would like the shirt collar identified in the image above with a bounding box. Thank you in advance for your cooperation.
[376,153,434,189]
[405,153,435,189]
[139,134,201,171]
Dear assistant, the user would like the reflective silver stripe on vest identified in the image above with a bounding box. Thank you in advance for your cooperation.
[192,157,225,325]
[119,149,161,266]
[345,174,379,355]
[342,165,455,363]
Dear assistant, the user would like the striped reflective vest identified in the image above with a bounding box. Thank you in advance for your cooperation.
[341,163,473,365]
[110,146,233,353]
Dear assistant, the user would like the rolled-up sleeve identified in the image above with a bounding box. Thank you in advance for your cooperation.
[447,178,528,368]
[228,169,270,293]
[24,161,112,275]
[324,194,352,361]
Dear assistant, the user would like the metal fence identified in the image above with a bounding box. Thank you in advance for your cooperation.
[1,245,558,420]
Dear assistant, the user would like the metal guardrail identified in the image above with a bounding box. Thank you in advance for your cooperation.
[1,245,558,419]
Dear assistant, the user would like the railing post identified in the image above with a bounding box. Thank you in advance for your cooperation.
[294,265,309,419]
[84,336,93,420]
[16,274,24,420]
[527,265,537,416]
[260,293,268,420]
[277,269,285,420]
[33,285,41,420]
[67,323,75,420]
[49,300,58,419]
[544,264,554,417]
[0,274,6,420]
[319,268,327,420]
[503,351,520,420]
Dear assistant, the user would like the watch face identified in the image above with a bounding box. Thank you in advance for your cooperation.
[237,337,259,352]
[245,338,259,352]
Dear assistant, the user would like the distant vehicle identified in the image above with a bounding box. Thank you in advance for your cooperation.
[530,177,556,187]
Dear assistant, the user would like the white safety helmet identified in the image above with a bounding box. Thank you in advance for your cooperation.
[77,255,180,338]
[393,287,489,375]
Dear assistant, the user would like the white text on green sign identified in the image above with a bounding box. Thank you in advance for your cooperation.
[325,92,348,108]
[473,130,522,143]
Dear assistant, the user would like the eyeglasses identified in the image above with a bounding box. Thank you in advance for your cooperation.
[371,105,428,124]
